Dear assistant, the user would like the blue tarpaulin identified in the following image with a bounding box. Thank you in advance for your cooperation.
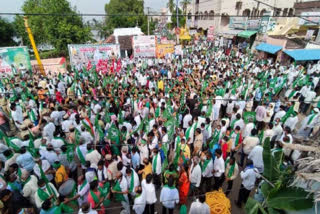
[284,49,320,61]
[255,43,282,54]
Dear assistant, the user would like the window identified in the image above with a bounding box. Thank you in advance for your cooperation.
[209,10,214,20]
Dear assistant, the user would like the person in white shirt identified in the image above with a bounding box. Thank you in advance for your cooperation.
[112,172,130,214]
[78,202,98,214]
[133,186,146,214]
[200,152,214,192]
[273,106,286,122]
[235,160,259,207]
[212,149,225,190]
[243,119,255,138]
[263,123,275,144]
[141,174,157,214]
[183,110,193,130]
[160,176,179,214]
[255,103,267,130]
[248,145,264,173]
[125,168,140,196]
[97,160,108,182]
[85,144,101,169]
[42,121,56,142]
[272,118,283,141]
[284,112,299,132]
[189,156,201,195]
[189,195,210,214]
[10,103,23,129]
[152,148,162,190]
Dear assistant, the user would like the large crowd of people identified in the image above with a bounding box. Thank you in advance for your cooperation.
[0,37,319,214]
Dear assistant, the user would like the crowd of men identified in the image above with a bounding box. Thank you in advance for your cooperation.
[0,37,319,214]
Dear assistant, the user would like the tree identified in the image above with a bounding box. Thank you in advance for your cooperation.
[104,0,154,36]
[0,18,17,47]
[167,0,175,13]
[180,0,191,16]
[14,0,92,57]
[170,8,186,29]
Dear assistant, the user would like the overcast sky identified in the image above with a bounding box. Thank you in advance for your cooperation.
[1,0,168,20]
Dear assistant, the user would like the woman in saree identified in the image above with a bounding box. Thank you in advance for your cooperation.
[178,164,190,205]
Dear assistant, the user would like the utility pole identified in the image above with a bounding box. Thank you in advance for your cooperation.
[147,7,150,35]
[176,0,179,28]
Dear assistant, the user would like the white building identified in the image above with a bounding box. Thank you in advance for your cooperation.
[186,0,298,31]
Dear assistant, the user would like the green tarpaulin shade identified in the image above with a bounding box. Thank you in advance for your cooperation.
[237,30,257,39]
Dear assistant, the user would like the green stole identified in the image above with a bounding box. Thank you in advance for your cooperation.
[201,159,210,172]
[152,153,159,173]
[113,180,126,202]
[129,169,135,193]
[76,146,86,165]
[225,157,235,178]
[288,90,296,99]
[8,182,20,191]
[185,126,192,140]
[231,131,240,147]
[37,187,50,201]
[307,113,317,125]
[230,119,239,130]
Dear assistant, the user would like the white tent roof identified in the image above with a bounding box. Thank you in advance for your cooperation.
[113,27,144,36]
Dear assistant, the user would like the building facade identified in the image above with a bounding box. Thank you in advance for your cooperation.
[187,0,298,31]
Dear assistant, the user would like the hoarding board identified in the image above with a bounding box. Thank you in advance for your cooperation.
[68,44,120,67]
[156,44,174,58]
[0,46,32,73]
[132,35,156,58]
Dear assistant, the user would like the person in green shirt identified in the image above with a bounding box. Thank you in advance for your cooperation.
[163,164,179,185]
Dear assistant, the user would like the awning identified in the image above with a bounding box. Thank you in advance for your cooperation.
[255,43,282,54]
[284,49,320,61]
[237,30,257,39]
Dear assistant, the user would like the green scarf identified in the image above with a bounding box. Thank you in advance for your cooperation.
[230,119,239,130]
[76,146,86,165]
[288,90,296,99]
[225,158,235,178]
[90,190,100,204]
[37,187,50,201]
[201,159,210,172]
[8,182,20,191]
[163,184,176,190]
[113,180,126,202]
[152,153,159,173]
[129,170,135,193]
[307,113,317,125]
[185,126,192,140]
[232,131,240,147]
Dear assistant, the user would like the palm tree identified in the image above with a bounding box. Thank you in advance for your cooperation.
[180,0,191,16]
[167,0,175,13]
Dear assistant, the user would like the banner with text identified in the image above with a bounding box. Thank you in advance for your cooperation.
[0,46,32,73]
[132,35,156,58]
[156,44,175,58]
[68,44,120,67]
[207,26,215,40]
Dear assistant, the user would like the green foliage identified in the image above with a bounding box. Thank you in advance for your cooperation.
[14,0,92,57]
[267,187,314,211]
[262,137,280,183]
[104,0,154,36]
[170,8,186,29]
[0,18,17,47]
[245,137,314,212]
[245,198,267,214]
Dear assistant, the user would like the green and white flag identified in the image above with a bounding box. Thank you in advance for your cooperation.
[107,123,120,144]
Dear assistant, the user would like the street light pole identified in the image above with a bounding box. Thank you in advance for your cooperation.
[176,0,179,28]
